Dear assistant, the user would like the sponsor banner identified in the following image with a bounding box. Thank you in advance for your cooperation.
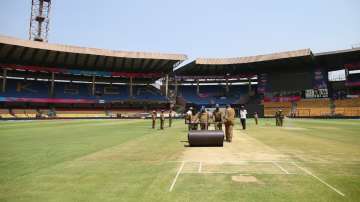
[111,72,163,78]
[263,95,301,102]
[67,69,111,77]
[175,73,256,80]
[0,64,163,78]
[305,88,328,99]
[344,62,360,70]
[345,81,360,87]
[0,97,98,104]
[198,93,209,98]
[313,68,328,89]
[0,64,67,73]
[345,73,360,87]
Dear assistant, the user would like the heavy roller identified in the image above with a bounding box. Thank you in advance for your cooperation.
[187,122,224,147]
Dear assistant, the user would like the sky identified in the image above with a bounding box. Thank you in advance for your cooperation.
[0,0,359,62]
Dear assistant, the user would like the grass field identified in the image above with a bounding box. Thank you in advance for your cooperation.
[0,118,359,202]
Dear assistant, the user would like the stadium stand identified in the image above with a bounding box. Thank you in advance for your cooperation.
[0,79,166,102]
[1,35,360,119]
[178,85,248,105]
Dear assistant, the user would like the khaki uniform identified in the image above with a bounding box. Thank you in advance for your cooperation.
[275,111,280,126]
[190,113,198,130]
[213,109,223,130]
[224,107,235,142]
[198,111,209,130]
[160,112,165,130]
[151,112,157,129]
[169,111,173,127]
[254,113,258,125]
[279,111,284,127]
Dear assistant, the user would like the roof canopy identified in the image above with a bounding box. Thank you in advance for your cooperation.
[314,47,360,71]
[175,49,314,76]
[0,35,187,76]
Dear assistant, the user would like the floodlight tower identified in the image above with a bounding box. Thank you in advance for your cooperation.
[29,0,52,42]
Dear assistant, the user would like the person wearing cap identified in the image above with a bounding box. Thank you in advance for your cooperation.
[239,105,247,130]
[151,110,157,129]
[169,109,173,127]
[212,104,223,130]
[160,110,165,130]
[224,104,235,142]
[186,107,193,130]
[198,106,209,130]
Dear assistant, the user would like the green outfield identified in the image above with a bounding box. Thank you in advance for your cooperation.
[0,118,359,202]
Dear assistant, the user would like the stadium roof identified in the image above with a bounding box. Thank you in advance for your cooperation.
[314,47,360,70]
[0,35,187,73]
[175,49,314,76]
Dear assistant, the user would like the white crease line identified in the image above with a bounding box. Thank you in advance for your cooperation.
[181,171,296,175]
[169,161,185,192]
[168,160,296,164]
[292,162,345,197]
[272,161,290,174]
[198,162,202,173]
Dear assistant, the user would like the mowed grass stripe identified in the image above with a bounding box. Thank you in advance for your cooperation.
[0,120,186,202]
[0,120,167,182]
[0,119,145,131]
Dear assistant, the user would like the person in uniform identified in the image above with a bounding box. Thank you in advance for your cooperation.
[160,110,165,130]
[278,109,284,127]
[239,105,247,130]
[224,104,235,142]
[275,110,280,126]
[151,110,157,129]
[198,106,209,130]
[185,107,193,131]
[168,109,173,127]
[190,108,199,130]
[212,104,223,130]
[254,112,259,125]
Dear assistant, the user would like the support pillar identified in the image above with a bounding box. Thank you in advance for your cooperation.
[50,72,55,97]
[225,77,229,93]
[92,75,95,96]
[175,77,178,95]
[248,77,251,95]
[129,77,133,97]
[165,74,169,97]
[2,69,7,92]
[196,79,200,95]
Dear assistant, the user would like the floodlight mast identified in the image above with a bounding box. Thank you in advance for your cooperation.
[29,0,52,42]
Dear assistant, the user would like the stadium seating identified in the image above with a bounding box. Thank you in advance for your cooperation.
[0,109,14,118]
[0,79,166,102]
[263,99,332,117]
[295,99,331,116]
[334,97,360,107]
[178,85,248,105]
[334,98,360,116]
[263,101,292,117]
